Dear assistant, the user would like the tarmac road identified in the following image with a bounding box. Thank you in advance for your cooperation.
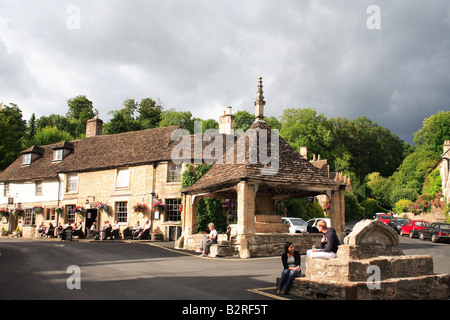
[0,236,448,301]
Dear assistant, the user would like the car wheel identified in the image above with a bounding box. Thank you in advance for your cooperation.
[419,232,425,240]
[431,235,438,243]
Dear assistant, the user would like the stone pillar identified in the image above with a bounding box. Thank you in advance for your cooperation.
[236,180,256,258]
[178,194,199,248]
[330,187,346,241]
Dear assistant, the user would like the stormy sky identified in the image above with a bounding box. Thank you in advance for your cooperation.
[1,0,449,144]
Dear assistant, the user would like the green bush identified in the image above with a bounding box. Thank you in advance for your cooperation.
[345,191,365,221]
[360,198,385,218]
[394,199,413,213]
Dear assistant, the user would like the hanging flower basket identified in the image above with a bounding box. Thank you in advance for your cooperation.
[55,205,63,214]
[96,202,109,212]
[14,208,24,218]
[74,206,85,216]
[0,209,8,218]
[152,201,165,212]
[33,206,44,214]
[133,202,147,213]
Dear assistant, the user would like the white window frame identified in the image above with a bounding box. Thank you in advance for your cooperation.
[167,162,182,182]
[115,168,130,189]
[23,153,32,165]
[66,174,78,193]
[53,149,63,161]
[35,180,43,196]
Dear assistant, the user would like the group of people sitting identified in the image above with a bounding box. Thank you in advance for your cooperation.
[130,220,151,240]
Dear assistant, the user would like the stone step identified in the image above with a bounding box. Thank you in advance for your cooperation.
[208,244,237,257]
[286,273,450,300]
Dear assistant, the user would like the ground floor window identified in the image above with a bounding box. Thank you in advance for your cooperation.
[115,201,128,223]
[66,205,75,224]
[46,208,55,221]
[23,209,35,226]
[165,198,181,222]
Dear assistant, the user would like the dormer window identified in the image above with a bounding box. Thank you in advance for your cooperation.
[53,149,63,161]
[23,153,32,165]
[20,145,44,166]
[52,141,74,162]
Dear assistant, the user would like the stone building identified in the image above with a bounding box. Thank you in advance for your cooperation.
[435,140,450,203]
[0,118,187,239]
[0,78,346,254]
[179,78,346,258]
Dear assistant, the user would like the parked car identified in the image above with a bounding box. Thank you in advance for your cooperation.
[400,220,430,238]
[375,214,392,225]
[388,217,409,234]
[306,218,331,233]
[419,223,450,243]
[282,217,308,233]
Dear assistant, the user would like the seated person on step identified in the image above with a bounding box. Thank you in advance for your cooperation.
[306,220,340,259]
[199,223,218,257]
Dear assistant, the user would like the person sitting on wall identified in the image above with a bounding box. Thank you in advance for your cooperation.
[135,220,151,240]
[112,220,121,239]
[132,221,142,239]
[306,220,340,259]
[44,222,54,238]
[38,222,47,237]
[55,223,63,238]
[72,222,85,239]
[277,242,301,295]
[199,223,218,257]
[101,221,112,240]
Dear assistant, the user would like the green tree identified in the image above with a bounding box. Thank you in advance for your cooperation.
[280,108,332,161]
[234,110,254,132]
[30,127,74,146]
[66,95,98,137]
[0,103,27,170]
[159,109,195,133]
[413,111,450,156]
[137,98,163,129]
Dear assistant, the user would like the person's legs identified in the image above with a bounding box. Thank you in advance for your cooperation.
[308,251,337,259]
[278,269,290,293]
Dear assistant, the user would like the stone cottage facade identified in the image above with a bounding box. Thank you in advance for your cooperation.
[0,118,188,239]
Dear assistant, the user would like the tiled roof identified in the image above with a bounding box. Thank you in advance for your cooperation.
[0,125,181,182]
[182,120,341,194]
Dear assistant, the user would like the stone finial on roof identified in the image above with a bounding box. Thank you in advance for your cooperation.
[254,77,265,122]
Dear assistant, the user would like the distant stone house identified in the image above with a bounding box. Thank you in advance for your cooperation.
[436,140,450,203]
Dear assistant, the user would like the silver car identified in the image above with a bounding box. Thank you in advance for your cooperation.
[282,217,308,233]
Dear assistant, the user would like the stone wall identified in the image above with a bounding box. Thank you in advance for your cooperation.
[248,233,323,257]
[400,208,447,224]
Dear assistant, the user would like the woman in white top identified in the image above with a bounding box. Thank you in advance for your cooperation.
[199,223,218,257]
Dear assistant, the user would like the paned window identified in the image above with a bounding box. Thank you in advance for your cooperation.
[53,149,63,161]
[35,180,43,196]
[115,201,128,223]
[23,153,32,165]
[66,174,78,193]
[165,198,182,222]
[66,205,75,224]
[24,209,35,226]
[168,162,182,182]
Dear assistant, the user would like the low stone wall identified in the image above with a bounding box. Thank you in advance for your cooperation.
[400,208,447,223]
[182,232,323,257]
[249,233,323,257]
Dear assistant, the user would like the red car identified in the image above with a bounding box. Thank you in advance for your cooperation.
[377,214,392,225]
[401,220,430,238]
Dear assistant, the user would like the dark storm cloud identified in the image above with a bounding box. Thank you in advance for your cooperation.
[0,0,449,143]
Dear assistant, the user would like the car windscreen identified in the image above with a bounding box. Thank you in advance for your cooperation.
[290,219,306,226]
[379,215,391,220]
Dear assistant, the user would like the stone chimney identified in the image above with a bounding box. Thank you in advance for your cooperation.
[444,140,450,155]
[300,146,308,159]
[219,106,235,135]
[254,77,265,122]
[85,116,103,138]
